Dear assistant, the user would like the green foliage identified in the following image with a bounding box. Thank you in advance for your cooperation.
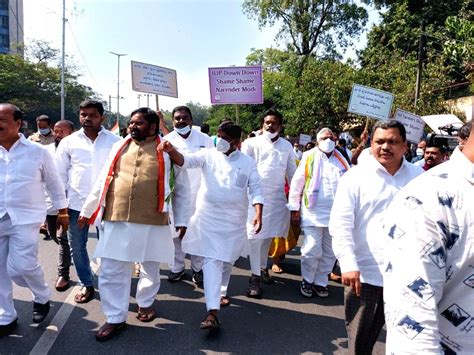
[242,0,369,58]
[184,101,211,126]
[359,0,472,99]
[0,53,98,129]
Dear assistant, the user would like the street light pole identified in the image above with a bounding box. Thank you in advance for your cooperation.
[110,51,127,125]
[60,0,66,119]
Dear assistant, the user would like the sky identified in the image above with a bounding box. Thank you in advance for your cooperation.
[23,0,380,117]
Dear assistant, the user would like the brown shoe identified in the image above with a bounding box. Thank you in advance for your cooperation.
[95,322,126,342]
[55,276,70,292]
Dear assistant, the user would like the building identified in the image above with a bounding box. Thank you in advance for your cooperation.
[0,0,23,55]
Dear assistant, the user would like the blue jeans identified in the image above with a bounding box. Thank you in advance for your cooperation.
[67,209,93,287]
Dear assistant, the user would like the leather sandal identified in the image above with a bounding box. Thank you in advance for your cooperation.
[220,296,231,307]
[200,312,220,330]
[136,306,156,322]
[95,322,126,342]
[74,286,94,304]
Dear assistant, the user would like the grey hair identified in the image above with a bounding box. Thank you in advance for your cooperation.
[316,127,333,142]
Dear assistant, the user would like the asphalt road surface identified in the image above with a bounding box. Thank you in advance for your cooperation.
[1,232,386,354]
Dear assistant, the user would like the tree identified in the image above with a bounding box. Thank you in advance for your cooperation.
[0,53,98,129]
[184,101,211,126]
[359,0,472,99]
[242,0,370,59]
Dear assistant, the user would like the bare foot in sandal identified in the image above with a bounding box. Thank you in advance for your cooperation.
[136,306,156,322]
[200,310,219,330]
[74,286,94,304]
[220,296,231,307]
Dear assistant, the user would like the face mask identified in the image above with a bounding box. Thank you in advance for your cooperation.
[39,128,51,136]
[174,125,191,136]
[263,130,278,140]
[318,138,335,153]
[216,137,231,153]
[415,148,424,156]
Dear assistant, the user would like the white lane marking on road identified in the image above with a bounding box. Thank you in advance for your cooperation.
[29,260,100,355]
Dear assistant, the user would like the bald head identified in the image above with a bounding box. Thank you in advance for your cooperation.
[53,120,75,143]
[0,103,22,121]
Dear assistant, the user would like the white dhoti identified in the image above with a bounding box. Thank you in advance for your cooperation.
[202,258,233,311]
[171,237,204,273]
[248,238,273,276]
[300,226,335,287]
[0,215,51,325]
[95,221,175,323]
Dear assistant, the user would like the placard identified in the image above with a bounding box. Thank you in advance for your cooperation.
[394,109,425,143]
[421,114,463,135]
[131,61,178,98]
[208,66,263,104]
[348,84,394,121]
[298,133,312,146]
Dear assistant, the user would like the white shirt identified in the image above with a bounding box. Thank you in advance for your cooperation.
[164,128,213,204]
[329,154,423,286]
[0,135,68,225]
[241,135,296,239]
[55,127,121,211]
[288,148,347,227]
[44,142,58,215]
[384,149,474,354]
[293,148,303,160]
[181,148,264,263]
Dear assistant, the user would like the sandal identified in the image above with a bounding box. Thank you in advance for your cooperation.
[200,312,220,330]
[220,296,231,307]
[74,286,95,304]
[272,264,283,274]
[136,306,156,322]
[95,322,126,342]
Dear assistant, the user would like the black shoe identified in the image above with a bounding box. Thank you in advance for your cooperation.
[260,268,274,285]
[246,274,262,298]
[192,270,204,287]
[168,270,186,282]
[0,318,18,338]
[33,301,50,323]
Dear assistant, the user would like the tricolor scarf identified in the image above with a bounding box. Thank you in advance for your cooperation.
[303,148,350,208]
[89,135,171,224]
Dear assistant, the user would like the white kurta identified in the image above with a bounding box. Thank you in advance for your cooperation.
[94,221,175,264]
[164,129,213,208]
[164,129,213,238]
[241,135,296,239]
[181,148,264,263]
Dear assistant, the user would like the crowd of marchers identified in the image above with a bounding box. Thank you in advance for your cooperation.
[0,101,472,354]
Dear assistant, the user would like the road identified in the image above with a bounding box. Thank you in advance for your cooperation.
[1,232,386,354]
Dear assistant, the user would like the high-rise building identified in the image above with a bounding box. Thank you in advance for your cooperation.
[0,0,23,55]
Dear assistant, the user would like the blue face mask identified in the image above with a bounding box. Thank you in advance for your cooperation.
[39,128,51,136]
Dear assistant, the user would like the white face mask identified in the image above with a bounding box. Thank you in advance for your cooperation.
[39,128,51,136]
[174,125,191,136]
[415,148,424,156]
[263,130,278,140]
[216,137,231,153]
[318,138,335,153]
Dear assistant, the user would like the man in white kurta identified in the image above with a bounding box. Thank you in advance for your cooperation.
[164,105,213,285]
[162,121,263,330]
[241,108,296,298]
[288,128,350,299]
[79,108,190,341]
[383,140,474,354]
[329,120,423,354]
[0,104,69,336]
